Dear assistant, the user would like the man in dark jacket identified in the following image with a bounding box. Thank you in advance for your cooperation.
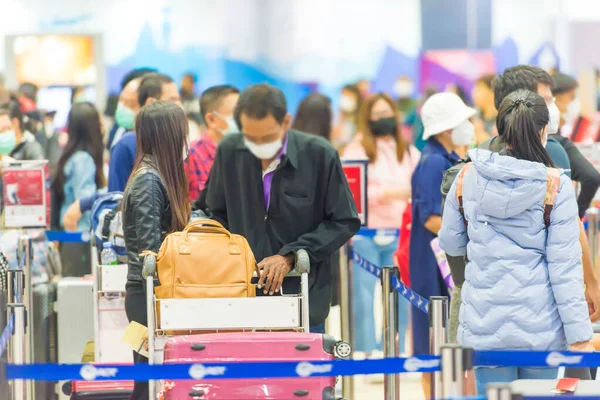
[550,71,600,218]
[205,84,360,332]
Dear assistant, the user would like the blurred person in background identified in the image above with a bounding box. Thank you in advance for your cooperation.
[106,67,157,149]
[110,73,181,192]
[180,73,199,113]
[62,73,180,230]
[357,79,371,98]
[406,87,438,152]
[17,82,38,112]
[410,92,475,398]
[331,84,362,149]
[186,84,240,201]
[52,102,106,276]
[343,93,418,374]
[53,102,106,231]
[394,76,417,120]
[0,106,21,162]
[471,74,498,142]
[30,110,61,176]
[552,71,580,134]
[292,93,332,141]
[72,86,88,104]
[181,72,203,142]
[439,89,594,394]
[1,99,44,161]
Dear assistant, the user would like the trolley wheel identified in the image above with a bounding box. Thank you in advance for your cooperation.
[334,341,352,358]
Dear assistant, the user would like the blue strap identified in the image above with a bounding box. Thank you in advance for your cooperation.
[45,231,91,243]
[6,356,442,381]
[351,250,429,314]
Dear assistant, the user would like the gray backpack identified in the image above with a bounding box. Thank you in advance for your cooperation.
[440,137,498,286]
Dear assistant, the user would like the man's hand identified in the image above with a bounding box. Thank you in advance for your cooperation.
[570,340,595,353]
[62,200,82,231]
[257,254,294,295]
[585,283,600,322]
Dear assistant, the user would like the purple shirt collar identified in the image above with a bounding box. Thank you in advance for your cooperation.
[263,133,288,210]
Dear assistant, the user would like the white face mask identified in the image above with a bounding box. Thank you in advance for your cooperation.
[450,120,475,146]
[44,122,55,138]
[244,138,283,160]
[339,96,357,113]
[214,112,239,135]
[394,81,414,98]
[547,102,560,134]
[565,98,581,121]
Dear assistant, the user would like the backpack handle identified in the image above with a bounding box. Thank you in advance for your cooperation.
[543,168,560,230]
[456,163,474,227]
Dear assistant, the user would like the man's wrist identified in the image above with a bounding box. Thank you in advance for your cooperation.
[282,253,294,267]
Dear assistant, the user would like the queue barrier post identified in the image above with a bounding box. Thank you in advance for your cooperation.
[428,296,448,399]
[586,207,599,275]
[7,267,28,400]
[381,266,400,400]
[440,343,475,398]
[486,383,513,400]
[339,243,355,400]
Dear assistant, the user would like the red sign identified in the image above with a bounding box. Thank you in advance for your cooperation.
[2,162,50,228]
[342,159,368,226]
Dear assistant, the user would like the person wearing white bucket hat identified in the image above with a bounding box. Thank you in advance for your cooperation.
[408,91,476,398]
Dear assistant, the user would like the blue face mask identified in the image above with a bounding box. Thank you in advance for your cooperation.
[115,102,136,130]
[0,130,16,155]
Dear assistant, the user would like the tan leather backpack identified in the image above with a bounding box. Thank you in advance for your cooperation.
[148,219,258,299]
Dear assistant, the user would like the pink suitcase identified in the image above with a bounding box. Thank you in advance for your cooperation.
[161,332,341,400]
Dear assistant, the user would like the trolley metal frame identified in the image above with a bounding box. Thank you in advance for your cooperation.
[142,249,319,397]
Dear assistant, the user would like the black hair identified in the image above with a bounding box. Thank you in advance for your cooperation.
[292,93,332,141]
[121,67,157,90]
[551,72,578,95]
[18,83,38,102]
[476,74,496,89]
[496,89,555,168]
[0,99,24,131]
[199,85,240,124]
[138,73,175,106]
[132,101,191,232]
[52,102,106,203]
[234,84,287,129]
[493,65,555,110]
[182,73,198,83]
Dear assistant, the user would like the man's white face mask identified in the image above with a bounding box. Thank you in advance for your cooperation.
[244,138,283,160]
[547,102,560,134]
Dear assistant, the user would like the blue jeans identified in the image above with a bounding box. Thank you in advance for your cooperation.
[475,367,558,395]
[352,236,409,354]
[310,323,325,334]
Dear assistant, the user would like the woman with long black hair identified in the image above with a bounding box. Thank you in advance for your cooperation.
[53,102,106,230]
[52,102,106,276]
[122,101,191,399]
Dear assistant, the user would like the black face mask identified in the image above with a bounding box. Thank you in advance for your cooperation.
[369,117,397,136]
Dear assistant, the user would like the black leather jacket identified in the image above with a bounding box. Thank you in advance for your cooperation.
[122,159,171,282]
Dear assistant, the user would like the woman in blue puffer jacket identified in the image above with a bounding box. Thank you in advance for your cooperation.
[439,89,594,394]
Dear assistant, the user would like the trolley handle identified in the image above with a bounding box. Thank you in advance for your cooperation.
[142,249,310,280]
[142,254,157,279]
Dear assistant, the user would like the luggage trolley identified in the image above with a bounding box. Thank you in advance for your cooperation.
[142,249,351,397]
